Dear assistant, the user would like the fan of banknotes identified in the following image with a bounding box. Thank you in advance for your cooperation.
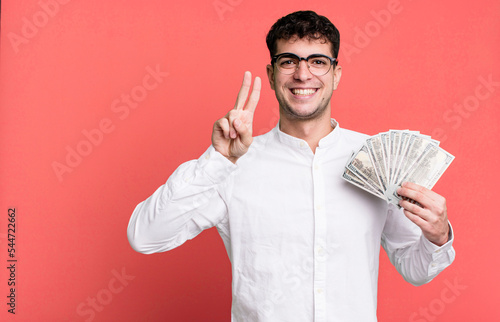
[342,130,454,207]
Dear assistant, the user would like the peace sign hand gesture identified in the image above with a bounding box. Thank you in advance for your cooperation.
[212,71,261,163]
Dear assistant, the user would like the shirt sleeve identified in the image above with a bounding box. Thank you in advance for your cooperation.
[381,204,456,286]
[127,146,237,254]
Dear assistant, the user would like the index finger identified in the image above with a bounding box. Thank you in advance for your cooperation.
[244,76,261,113]
[401,181,443,204]
[234,71,252,111]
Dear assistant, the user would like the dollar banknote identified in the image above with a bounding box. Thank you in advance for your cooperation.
[342,130,454,207]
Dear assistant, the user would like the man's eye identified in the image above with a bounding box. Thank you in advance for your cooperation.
[310,58,327,65]
[279,59,297,68]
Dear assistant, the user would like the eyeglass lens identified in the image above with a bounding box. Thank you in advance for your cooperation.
[276,54,332,76]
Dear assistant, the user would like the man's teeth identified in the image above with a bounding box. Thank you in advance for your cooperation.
[292,88,316,95]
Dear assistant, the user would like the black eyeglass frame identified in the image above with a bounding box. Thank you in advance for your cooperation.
[271,52,339,76]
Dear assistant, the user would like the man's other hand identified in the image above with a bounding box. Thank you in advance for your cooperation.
[397,182,450,246]
[212,71,261,163]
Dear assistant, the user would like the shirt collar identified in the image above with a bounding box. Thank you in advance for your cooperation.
[274,119,341,150]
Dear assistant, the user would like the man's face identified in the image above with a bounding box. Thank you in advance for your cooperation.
[266,37,342,121]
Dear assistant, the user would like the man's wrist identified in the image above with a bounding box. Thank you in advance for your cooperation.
[227,156,239,164]
[428,223,452,247]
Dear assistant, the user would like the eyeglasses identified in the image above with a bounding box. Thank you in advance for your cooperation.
[271,52,338,76]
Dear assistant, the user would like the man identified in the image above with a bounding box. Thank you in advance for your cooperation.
[128,11,455,321]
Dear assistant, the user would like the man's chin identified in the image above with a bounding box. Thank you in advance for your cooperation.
[281,105,325,120]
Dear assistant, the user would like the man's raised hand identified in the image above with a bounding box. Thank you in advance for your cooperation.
[212,71,261,163]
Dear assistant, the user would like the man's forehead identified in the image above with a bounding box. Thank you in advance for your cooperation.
[275,36,333,56]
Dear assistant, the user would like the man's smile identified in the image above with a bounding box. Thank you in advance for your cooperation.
[290,88,318,97]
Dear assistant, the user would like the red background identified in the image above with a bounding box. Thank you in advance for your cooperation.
[1,0,499,321]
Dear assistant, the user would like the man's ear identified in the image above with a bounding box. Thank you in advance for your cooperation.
[266,64,275,90]
[333,65,342,90]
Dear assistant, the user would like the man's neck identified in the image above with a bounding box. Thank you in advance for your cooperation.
[279,113,334,153]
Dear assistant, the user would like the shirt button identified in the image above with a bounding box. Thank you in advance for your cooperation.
[316,288,323,294]
[299,142,305,148]
[316,205,323,211]
[205,154,210,160]
[318,247,325,255]
[314,164,319,170]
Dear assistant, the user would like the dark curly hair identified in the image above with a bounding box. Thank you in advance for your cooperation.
[266,11,340,60]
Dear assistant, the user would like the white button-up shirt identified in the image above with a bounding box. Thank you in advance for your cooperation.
[128,120,455,321]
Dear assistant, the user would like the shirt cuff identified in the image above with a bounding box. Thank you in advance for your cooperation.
[422,222,456,276]
[198,146,237,184]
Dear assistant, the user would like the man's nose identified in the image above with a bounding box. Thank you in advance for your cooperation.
[294,60,313,81]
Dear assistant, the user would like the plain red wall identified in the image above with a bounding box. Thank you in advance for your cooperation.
[1,0,499,321]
